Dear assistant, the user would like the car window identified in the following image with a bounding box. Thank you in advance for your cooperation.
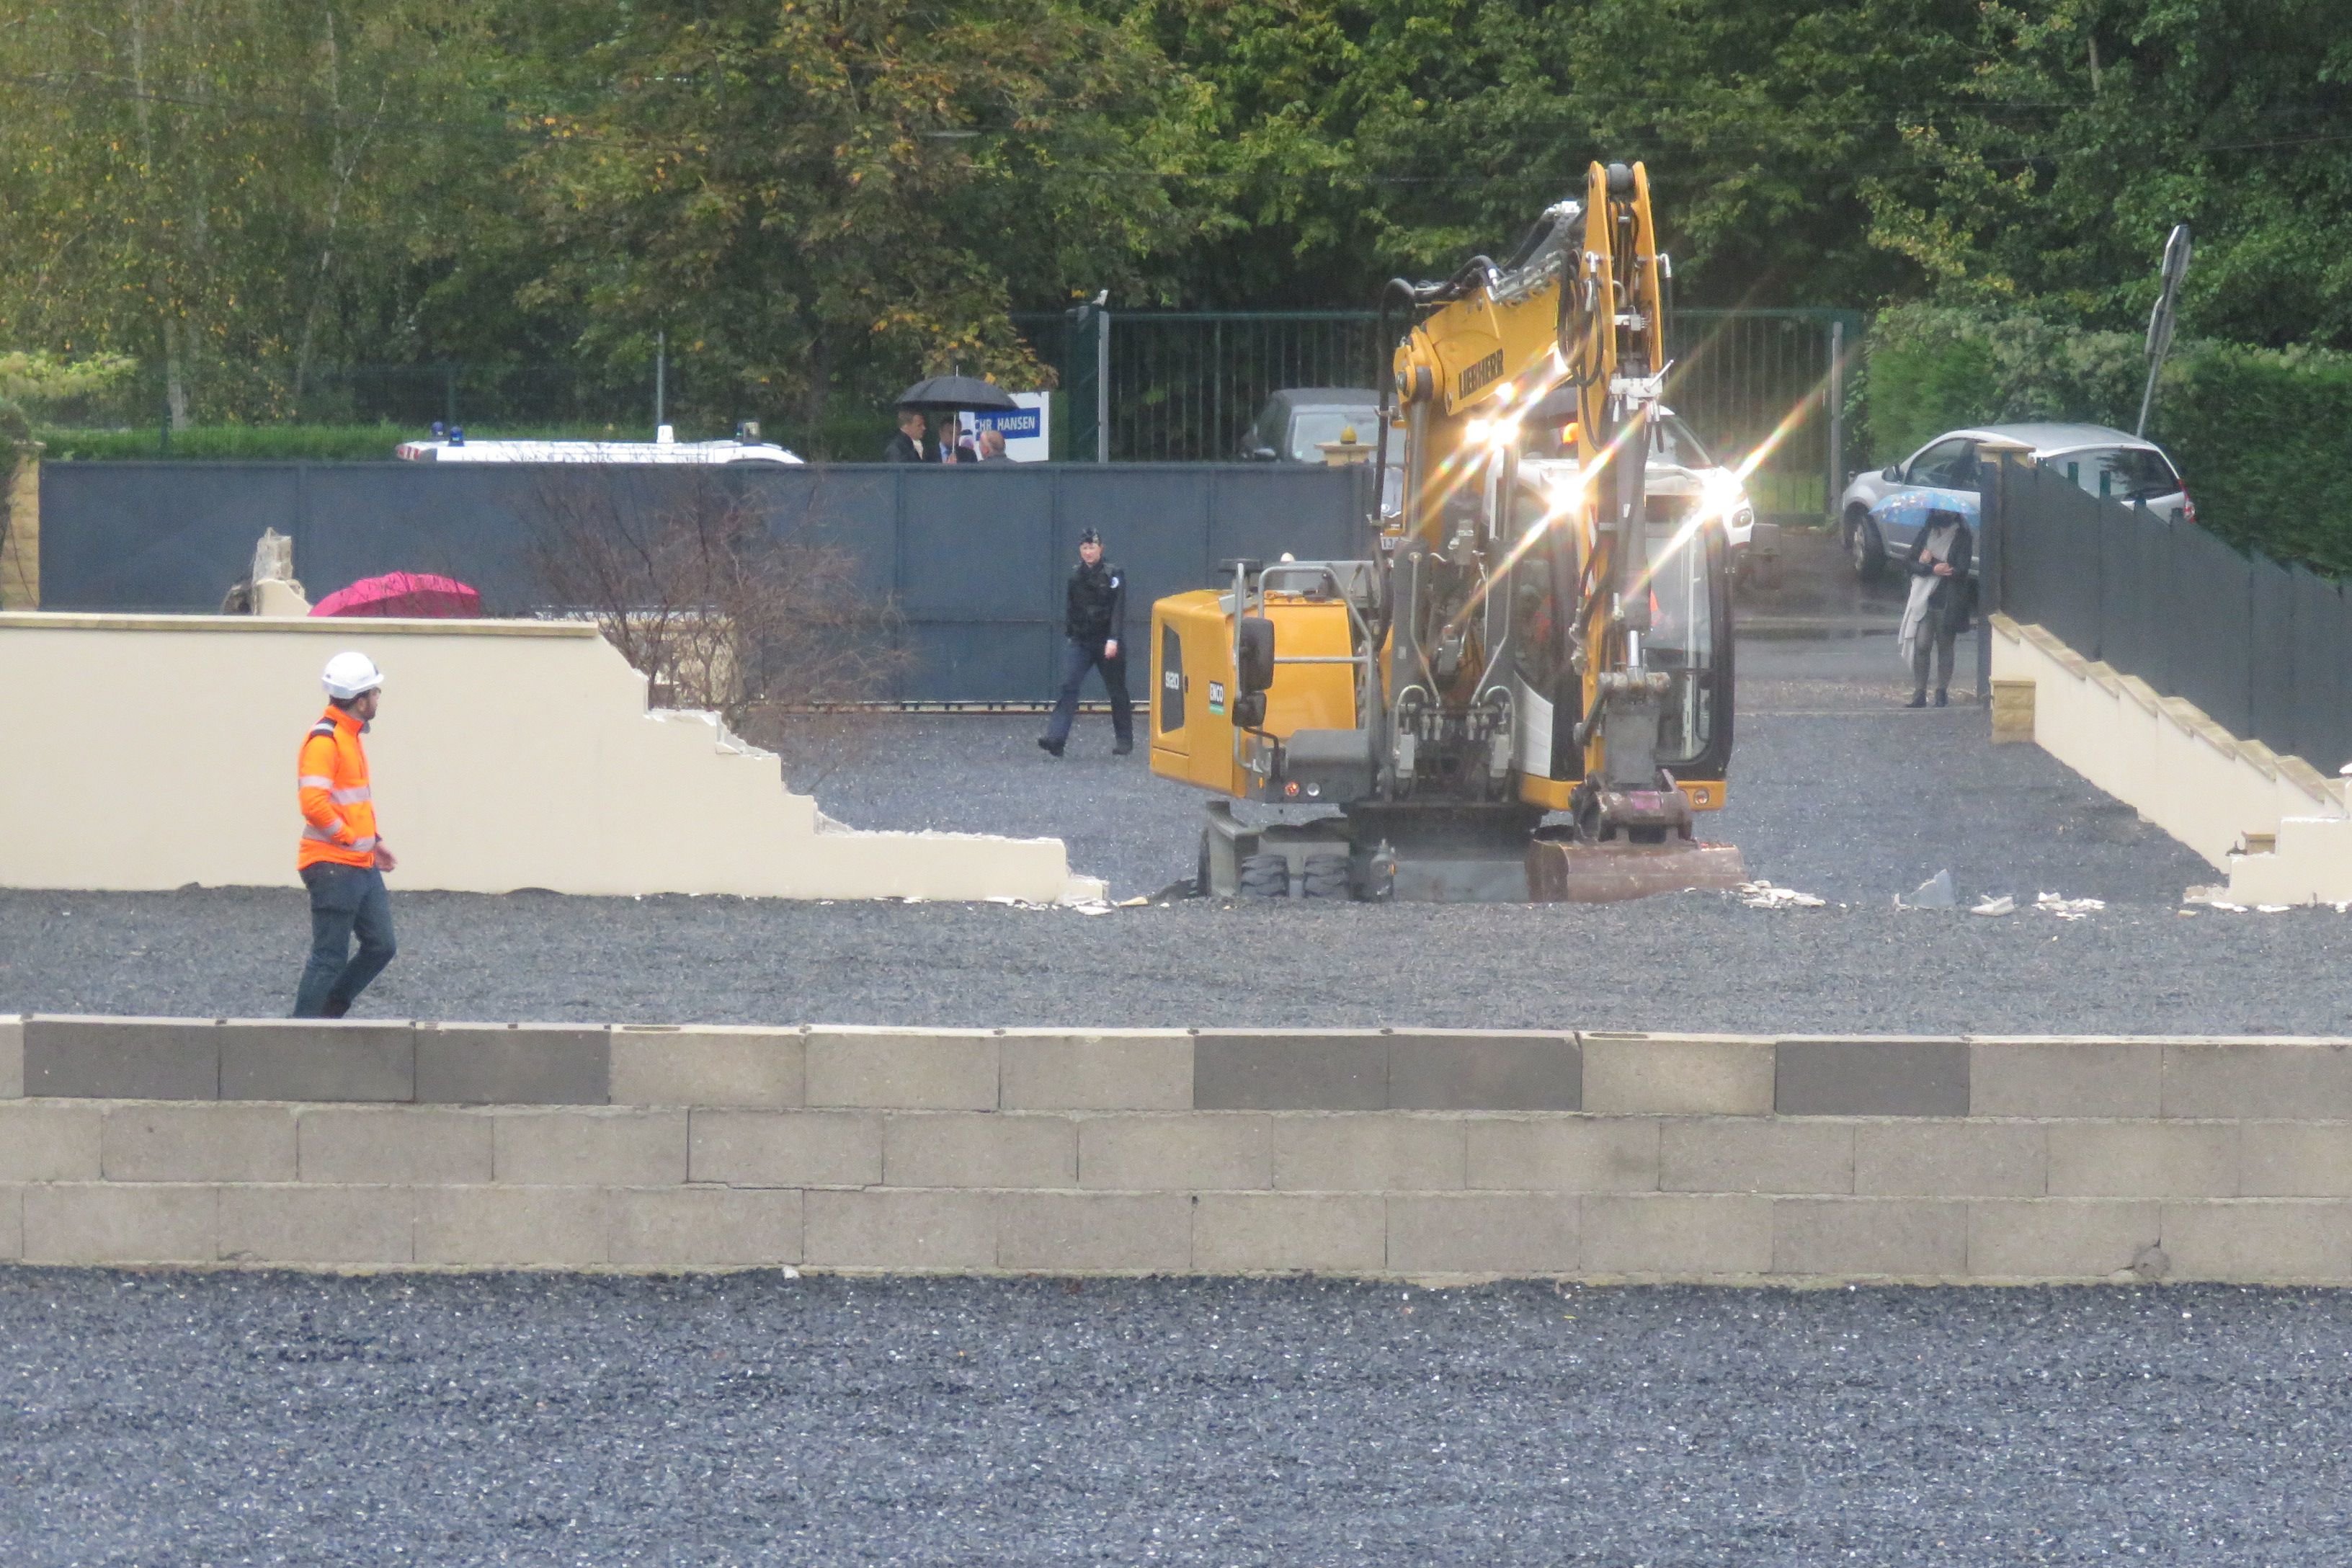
[1907,438,1977,489]
[1652,414,1714,469]
[2052,446,2182,502]
[1288,409,1380,461]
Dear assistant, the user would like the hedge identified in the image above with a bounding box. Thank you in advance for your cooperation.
[1866,305,2352,578]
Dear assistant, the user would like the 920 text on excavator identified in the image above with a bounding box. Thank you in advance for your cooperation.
[1149,161,1748,902]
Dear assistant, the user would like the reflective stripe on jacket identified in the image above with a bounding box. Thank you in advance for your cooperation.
[297,705,379,870]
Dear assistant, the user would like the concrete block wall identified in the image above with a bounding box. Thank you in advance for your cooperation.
[1990,615,2352,903]
[9,1015,2352,1281]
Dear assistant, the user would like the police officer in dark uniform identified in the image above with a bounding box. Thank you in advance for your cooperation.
[1039,527,1133,757]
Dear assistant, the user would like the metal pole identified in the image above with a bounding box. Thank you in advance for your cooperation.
[1096,309,1110,464]
[655,331,667,432]
[1826,318,1845,522]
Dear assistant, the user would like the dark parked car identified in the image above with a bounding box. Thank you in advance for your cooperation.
[1239,388,1384,463]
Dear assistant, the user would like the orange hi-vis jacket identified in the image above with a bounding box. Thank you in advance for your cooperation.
[297,705,380,870]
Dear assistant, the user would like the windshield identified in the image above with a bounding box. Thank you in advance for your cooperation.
[1289,408,1381,462]
[2053,446,2181,502]
[1642,508,1719,765]
[1652,414,1714,469]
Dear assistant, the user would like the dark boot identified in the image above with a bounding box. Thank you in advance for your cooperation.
[1905,692,1928,709]
[1113,739,1133,756]
[1037,737,1064,757]
[1934,690,1949,708]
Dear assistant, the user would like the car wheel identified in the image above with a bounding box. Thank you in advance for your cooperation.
[1846,507,1885,582]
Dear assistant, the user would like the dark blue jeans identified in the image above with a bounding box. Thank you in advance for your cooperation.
[1044,636,1133,746]
[294,863,396,1018]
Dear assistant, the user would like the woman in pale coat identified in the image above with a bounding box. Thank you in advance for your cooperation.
[1898,507,1974,708]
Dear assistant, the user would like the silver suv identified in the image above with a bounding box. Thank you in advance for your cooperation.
[1838,422,2193,580]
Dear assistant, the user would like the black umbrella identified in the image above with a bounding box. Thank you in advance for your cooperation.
[896,375,1018,413]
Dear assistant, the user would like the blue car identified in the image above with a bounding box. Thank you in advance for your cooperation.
[1838,422,2193,580]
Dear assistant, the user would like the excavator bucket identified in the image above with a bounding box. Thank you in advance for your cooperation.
[1525,836,1748,903]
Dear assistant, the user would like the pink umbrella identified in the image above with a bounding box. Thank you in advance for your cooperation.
[310,571,484,619]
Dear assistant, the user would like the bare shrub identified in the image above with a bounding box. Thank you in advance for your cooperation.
[525,468,906,787]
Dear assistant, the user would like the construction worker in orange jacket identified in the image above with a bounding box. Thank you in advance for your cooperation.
[293,651,398,1017]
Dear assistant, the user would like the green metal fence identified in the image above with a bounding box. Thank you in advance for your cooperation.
[1016,306,1860,521]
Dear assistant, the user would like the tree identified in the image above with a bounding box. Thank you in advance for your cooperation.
[507,0,1207,450]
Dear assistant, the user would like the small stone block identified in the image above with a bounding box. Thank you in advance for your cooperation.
[1662,1119,1853,1195]
[803,1189,998,1270]
[1192,1031,1389,1110]
[1773,1198,1967,1277]
[689,1110,882,1188]
[804,1028,998,1110]
[0,1186,20,1260]
[23,1183,216,1264]
[1386,1032,1580,1111]
[102,1104,296,1182]
[0,1102,102,1181]
[609,1025,804,1108]
[998,1031,1193,1111]
[2162,1200,2352,1283]
[218,1186,414,1265]
[997,1193,1192,1273]
[23,1015,218,1100]
[1990,679,2035,744]
[494,1109,689,1186]
[2164,1042,2352,1119]
[2045,1121,2238,1198]
[1776,1038,1968,1116]
[1191,1193,1386,1273]
[1579,1035,1773,1116]
[414,1024,609,1105]
[219,1020,414,1102]
[1386,1194,1580,1275]
[1969,1041,2161,1118]
[0,1015,22,1099]
[1465,1118,1659,1193]
[608,1188,803,1268]
[298,1106,494,1183]
[884,1113,1077,1188]
[1853,1121,2046,1198]
[414,1186,609,1267]
[1270,1115,1466,1192]
[1582,1194,1773,1276]
[1078,1114,1271,1190]
[1968,1200,2159,1280]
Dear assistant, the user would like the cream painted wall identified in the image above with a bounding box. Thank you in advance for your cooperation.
[0,612,1095,902]
[1990,615,2352,904]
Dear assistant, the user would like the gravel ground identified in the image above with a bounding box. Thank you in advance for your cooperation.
[7,550,2346,1034]
[5,1270,2350,1567]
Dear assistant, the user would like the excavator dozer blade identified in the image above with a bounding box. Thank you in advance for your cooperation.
[1525,837,1748,904]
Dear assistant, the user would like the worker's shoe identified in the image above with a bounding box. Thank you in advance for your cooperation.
[1113,739,1133,756]
[1037,737,1064,757]
[1934,690,1950,708]
[1905,692,1928,709]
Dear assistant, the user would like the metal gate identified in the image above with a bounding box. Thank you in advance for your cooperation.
[1018,306,1858,522]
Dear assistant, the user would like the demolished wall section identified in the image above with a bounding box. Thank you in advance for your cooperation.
[0,612,1092,902]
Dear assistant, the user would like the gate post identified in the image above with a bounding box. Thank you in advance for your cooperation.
[1826,318,1844,524]
[1977,437,2032,708]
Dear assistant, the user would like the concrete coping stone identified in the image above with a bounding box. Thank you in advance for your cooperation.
[0,611,598,639]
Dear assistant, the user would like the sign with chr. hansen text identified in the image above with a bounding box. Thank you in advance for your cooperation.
[960,392,1052,462]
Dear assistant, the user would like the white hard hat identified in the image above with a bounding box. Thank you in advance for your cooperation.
[321,651,384,700]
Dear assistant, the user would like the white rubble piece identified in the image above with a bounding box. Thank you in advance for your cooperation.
[1738,881,1825,910]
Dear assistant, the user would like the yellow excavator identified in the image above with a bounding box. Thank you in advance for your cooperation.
[1150,160,1747,900]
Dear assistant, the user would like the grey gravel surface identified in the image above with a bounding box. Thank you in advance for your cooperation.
[6,565,2345,1033]
[4,1270,2349,1567]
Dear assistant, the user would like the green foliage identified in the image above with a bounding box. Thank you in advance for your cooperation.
[1865,303,2352,576]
